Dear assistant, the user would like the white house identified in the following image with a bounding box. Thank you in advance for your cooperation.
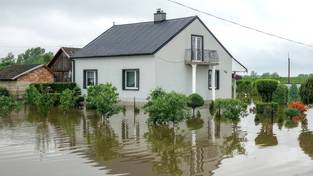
[72,9,247,102]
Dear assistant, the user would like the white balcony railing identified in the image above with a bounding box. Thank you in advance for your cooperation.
[185,49,220,65]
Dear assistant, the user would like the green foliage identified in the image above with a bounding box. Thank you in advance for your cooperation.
[255,102,279,115]
[60,89,76,112]
[300,76,313,105]
[289,84,300,102]
[87,83,121,118]
[285,108,300,117]
[0,87,9,97]
[186,117,204,130]
[215,99,247,121]
[32,83,78,93]
[0,96,19,116]
[25,85,40,105]
[0,52,15,70]
[144,89,190,125]
[16,47,53,64]
[25,85,54,115]
[255,79,279,102]
[209,101,215,115]
[272,84,289,105]
[236,80,253,101]
[187,93,204,116]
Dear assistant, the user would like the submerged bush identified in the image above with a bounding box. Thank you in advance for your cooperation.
[255,102,279,115]
[87,83,121,118]
[289,84,300,102]
[25,85,54,115]
[0,96,19,116]
[273,84,289,105]
[285,108,300,117]
[288,101,306,113]
[255,79,279,102]
[186,117,204,130]
[300,76,313,104]
[215,99,247,121]
[60,89,76,112]
[144,89,190,125]
[0,87,9,97]
[187,93,204,117]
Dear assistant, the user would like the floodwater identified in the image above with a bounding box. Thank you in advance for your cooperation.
[0,105,313,176]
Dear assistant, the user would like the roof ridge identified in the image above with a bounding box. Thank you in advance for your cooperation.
[114,16,197,26]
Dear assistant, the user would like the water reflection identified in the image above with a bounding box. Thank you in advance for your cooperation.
[255,117,278,147]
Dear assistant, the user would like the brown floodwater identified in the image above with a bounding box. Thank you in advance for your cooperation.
[0,105,313,176]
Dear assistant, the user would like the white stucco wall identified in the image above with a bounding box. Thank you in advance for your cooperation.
[74,18,233,102]
[155,18,233,100]
[74,56,155,102]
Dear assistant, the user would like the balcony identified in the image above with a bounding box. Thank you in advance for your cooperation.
[185,49,220,65]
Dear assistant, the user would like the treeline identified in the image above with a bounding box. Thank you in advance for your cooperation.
[0,47,53,70]
[243,71,312,84]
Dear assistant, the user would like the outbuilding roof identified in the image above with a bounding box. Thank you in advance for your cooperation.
[0,64,47,80]
[73,16,197,58]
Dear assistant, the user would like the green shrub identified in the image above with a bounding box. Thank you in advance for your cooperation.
[187,93,204,117]
[186,117,204,130]
[209,101,215,115]
[32,83,78,93]
[144,89,190,125]
[0,87,9,97]
[285,108,300,117]
[87,83,121,118]
[0,96,19,116]
[255,79,279,102]
[300,76,313,104]
[215,99,247,121]
[25,85,54,115]
[236,80,253,101]
[255,102,279,115]
[60,89,76,112]
[25,85,40,105]
[289,84,300,102]
[273,84,289,105]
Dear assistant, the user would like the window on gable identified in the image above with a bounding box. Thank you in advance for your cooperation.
[191,35,203,61]
[122,69,139,90]
[83,70,97,89]
[208,69,220,90]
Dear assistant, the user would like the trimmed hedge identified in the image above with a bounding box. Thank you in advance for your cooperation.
[273,84,289,105]
[0,87,9,97]
[255,79,279,102]
[187,93,204,116]
[32,83,77,93]
[300,76,313,104]
[255,102,278,115]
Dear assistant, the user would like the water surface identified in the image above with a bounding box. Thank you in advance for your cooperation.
[0,106,313,176]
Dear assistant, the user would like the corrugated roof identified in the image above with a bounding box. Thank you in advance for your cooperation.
[0,64,42,80]
[73,16,197,58]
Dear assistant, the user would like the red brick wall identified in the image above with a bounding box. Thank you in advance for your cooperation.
[17,67,54,83]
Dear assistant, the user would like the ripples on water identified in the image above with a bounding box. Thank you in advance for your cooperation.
[0,105,313,176]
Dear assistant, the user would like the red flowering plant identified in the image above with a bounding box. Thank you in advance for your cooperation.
[288,102,307,113]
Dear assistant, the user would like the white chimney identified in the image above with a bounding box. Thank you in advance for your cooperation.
[154,8,166,23]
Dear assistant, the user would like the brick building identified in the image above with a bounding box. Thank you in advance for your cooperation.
[0,64,54,96]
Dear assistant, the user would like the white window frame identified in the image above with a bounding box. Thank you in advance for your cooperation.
[85,70,96,88]
[125,70,138,90]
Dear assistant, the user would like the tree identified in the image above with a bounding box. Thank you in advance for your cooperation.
[0,52,15,70]
[255,79,279,102]
[187,93,204,117]
[17,47,53,64]
[300,76,313,104]
[272,84,288,105]
[87,83,121,118]
[289,84,299,102]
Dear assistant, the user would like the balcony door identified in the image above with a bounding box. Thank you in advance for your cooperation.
[191,35,203,61]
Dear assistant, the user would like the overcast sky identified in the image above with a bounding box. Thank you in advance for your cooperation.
[1,0,313,76]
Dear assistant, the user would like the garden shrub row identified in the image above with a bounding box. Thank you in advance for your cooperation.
[215,99,247,121]
[255,102,278,115]
[32,82,78,93]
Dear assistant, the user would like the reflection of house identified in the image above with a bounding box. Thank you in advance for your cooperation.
[48,47,80,82]
[73,9,247,101]
[0,64,54,95]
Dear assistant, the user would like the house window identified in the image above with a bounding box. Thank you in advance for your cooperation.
[83,70,97,89]
[208,70,220,90]
[122,69,139,90]
[191,35,203,61]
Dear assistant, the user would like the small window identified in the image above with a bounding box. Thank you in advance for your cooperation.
[122,69,139,90]
[191,35,203,61]
[208,70,220,90]
[83,70,97,89]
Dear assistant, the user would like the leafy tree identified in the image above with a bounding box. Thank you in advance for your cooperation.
[0,52,15,70]
[272,84,288,105]
[255,79,279,102]
[59,89,76,112]
[187,93,204,117]
[17,47,53,64]
[144,89,190,125]
[289,84,300,102]
[87,83,121,118]
[300,76,313,104]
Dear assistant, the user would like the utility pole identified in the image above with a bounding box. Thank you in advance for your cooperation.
[288,53,291,84]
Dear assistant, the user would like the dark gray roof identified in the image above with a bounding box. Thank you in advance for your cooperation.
[73,16,197,58]
[62,47,80,57]
[0,64,42,80]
